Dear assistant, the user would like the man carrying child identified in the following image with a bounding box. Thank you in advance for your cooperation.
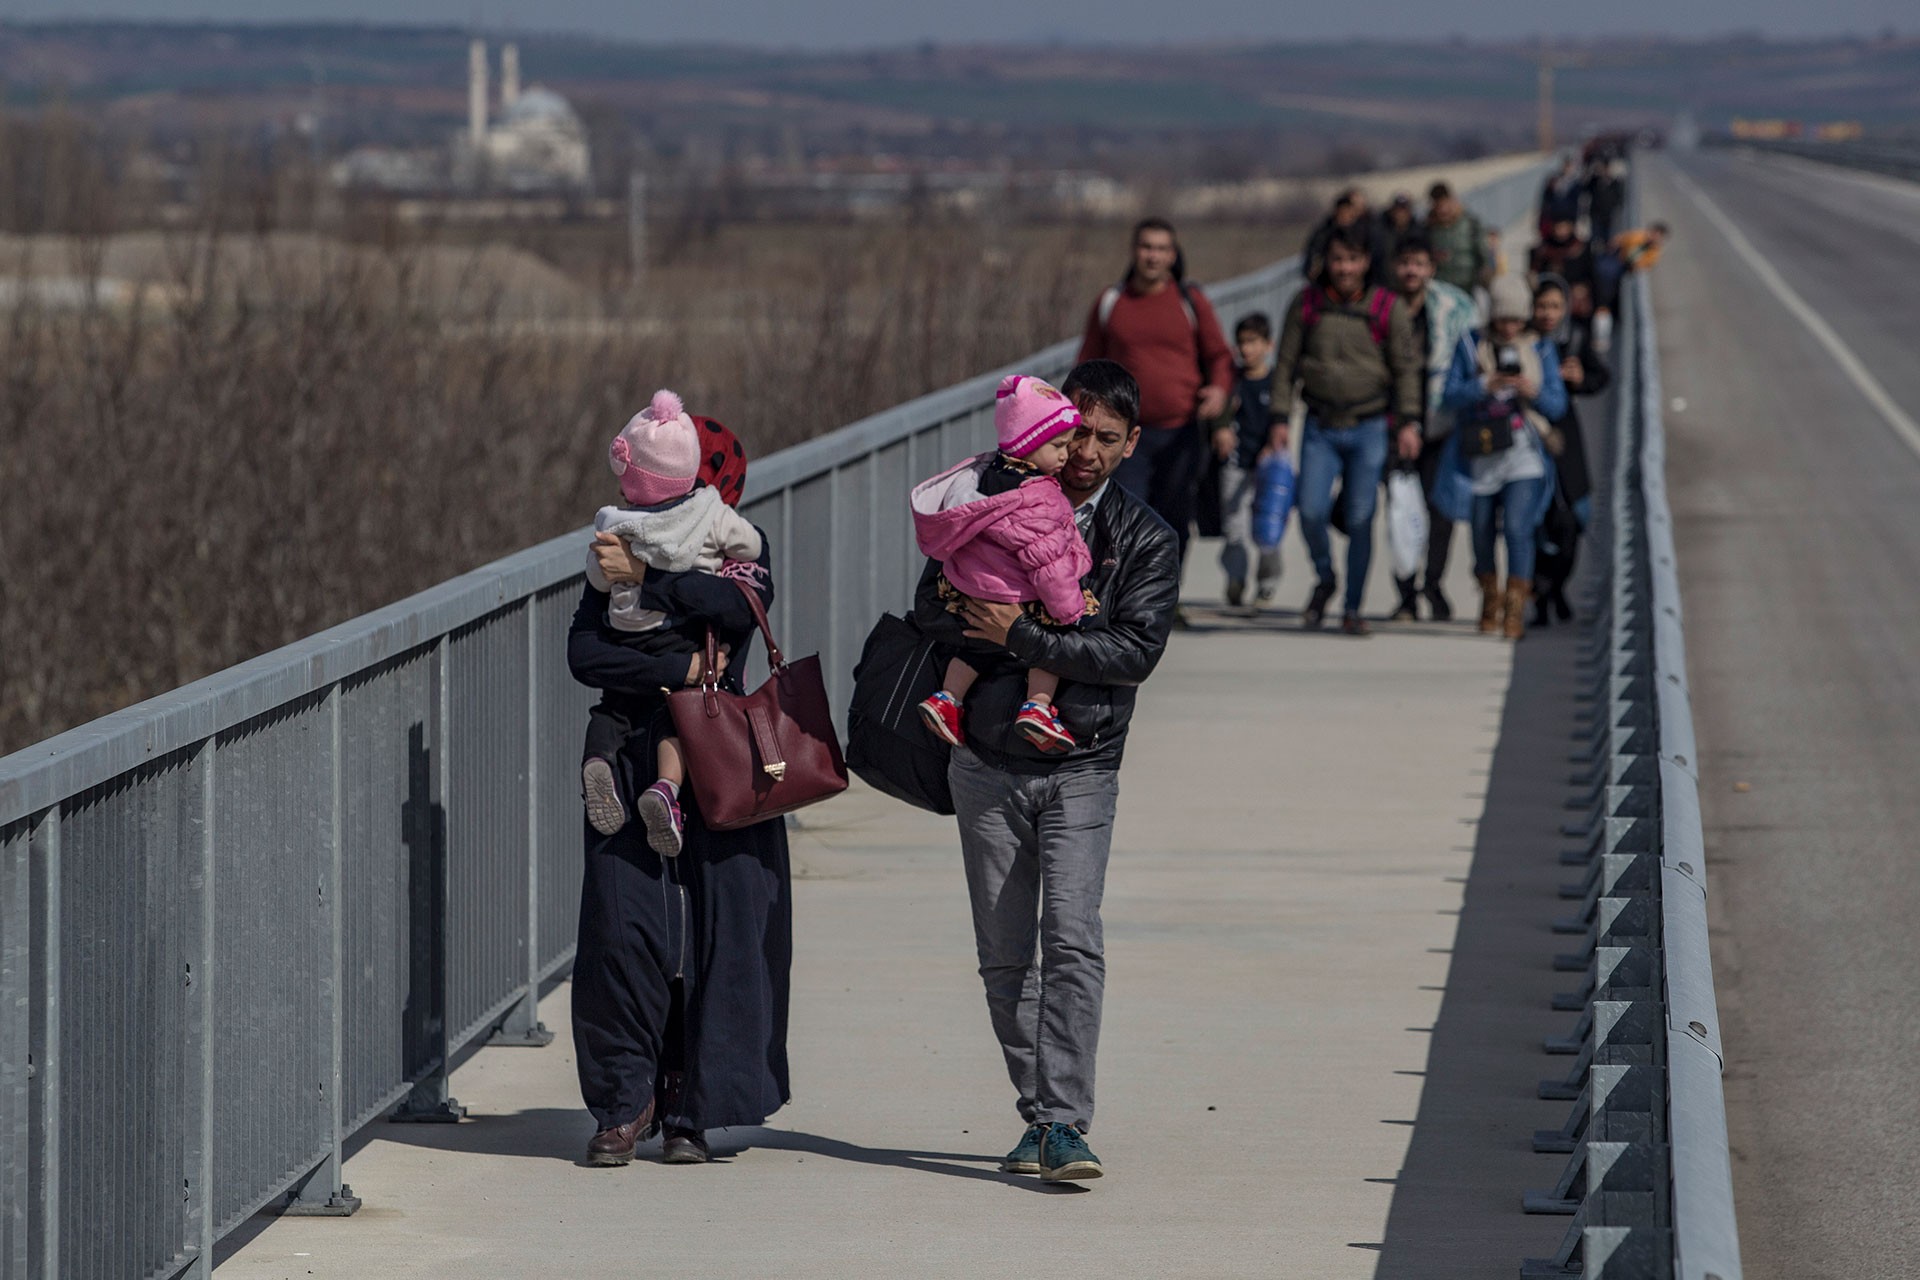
[912,360,1179,1184]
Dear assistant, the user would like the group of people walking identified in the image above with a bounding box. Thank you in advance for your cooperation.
[556,151,1659,1185]
[1091,156,1664,640]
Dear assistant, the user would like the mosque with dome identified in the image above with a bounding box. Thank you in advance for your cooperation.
[454,39,592,191]
[331,38,591,194]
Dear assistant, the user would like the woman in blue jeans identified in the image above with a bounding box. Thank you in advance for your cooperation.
[1437,276,1567,639]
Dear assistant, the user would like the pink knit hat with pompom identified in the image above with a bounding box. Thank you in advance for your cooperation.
[610,390,700,506]
[995,375,1082,458]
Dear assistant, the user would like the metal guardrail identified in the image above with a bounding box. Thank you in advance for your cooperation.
[1705,136,1920,184]
[1518,260,1742,1276]
[0,161,1547,1280]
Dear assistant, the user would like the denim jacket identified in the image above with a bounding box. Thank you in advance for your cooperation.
[1431,333,1565,528]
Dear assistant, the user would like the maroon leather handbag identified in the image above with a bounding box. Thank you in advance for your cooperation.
[666,579,848,831]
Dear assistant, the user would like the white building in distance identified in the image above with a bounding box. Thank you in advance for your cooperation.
[454,40,591,192]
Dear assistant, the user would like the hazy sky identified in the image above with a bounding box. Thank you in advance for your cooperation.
[17,0,1913,46]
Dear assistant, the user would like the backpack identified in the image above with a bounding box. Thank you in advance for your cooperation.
[1299,285,1394,348]
[1096,277,1205,333]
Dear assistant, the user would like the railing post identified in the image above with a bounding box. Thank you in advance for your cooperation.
[29,811,59,1280]
[392,639,466,1123]
[490,601,553,1048]
[174,742,216,1277]
[287,688,361,1213]
[2,820,33,1280]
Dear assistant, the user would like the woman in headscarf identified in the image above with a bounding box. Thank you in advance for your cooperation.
[568,412,791,1167]
[1529,274,1613,626]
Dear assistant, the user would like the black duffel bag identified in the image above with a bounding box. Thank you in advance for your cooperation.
[846,612,954,815]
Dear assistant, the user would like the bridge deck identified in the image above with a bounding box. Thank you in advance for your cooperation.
[218,530,1582,1278]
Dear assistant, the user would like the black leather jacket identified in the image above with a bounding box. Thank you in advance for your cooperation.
[913,482,1179,774]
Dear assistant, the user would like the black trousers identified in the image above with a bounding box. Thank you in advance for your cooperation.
[572,720,793,1134]
[1113,421,1205,569]
[583,697,644,765]
[1417,436,1457,589]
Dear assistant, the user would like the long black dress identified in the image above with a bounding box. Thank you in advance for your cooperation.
[1536,320,1613,608]
[566,539,791,1134]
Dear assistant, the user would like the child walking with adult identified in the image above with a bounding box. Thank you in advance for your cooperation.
[580,390,764,854]
[912,375,1094,755]
[1210,312,1286,610]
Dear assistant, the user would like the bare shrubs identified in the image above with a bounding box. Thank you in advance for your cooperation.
[0,123,1301,751]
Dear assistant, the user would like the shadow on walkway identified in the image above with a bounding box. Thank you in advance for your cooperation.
[734,1128,1086,1195]
[368,1107,1082,1194]
[1369,606,1595,1276]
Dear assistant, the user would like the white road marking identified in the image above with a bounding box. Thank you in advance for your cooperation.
[1666,162,1920,464]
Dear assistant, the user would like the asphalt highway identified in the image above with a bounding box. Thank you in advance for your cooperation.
[1646,150,1920,1277]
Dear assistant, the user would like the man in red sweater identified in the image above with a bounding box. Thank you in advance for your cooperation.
[1077,218,1234,580]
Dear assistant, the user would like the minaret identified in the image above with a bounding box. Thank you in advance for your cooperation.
[468,38,488,145]
[502,43,521,108]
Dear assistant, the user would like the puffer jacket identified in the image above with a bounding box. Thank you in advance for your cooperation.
[914,482,1179,775]
[911,454,1093,625]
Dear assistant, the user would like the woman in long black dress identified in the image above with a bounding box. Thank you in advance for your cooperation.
[1529,274,1613,626]
[567,523,790,1166]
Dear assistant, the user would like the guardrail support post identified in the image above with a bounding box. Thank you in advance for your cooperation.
[29,811,60,1280]
[1,822,26,1280]
[392,639,466,1123]
[288,691,361,1214]
[492,602,554,1049]
[175,743,217,1274]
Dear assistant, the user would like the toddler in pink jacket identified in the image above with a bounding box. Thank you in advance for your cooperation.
[910,374,1095,754]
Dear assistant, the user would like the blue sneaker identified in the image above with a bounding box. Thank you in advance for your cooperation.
[1039,1122,1103,1182]
[1001,1122,1047,1175]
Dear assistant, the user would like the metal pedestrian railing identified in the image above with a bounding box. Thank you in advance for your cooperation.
[1518,262,1742,1278]
[0,161,1547,1280]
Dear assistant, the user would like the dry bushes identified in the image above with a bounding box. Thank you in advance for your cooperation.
[0,113,1309,751]
[0,211,1171,752]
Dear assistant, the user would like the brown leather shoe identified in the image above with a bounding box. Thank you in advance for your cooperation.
[1503,578,1531,641]
[661,1125,711,1165]
[585,1101,657,1167]
[1477,573,1502,633]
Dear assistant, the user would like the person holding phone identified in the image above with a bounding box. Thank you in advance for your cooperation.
[1436,276,1568,639]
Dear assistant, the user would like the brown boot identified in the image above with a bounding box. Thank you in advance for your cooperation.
[1503,578,1531,641]
[661,1126,712,1164]
[1477,573,1502,633]
[585,1100,658,1167]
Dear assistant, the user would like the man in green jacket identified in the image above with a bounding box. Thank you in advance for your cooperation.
[1424,181,1493,296]
[1268,224,1424,635]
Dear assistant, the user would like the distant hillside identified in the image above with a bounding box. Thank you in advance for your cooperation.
[4,22,1916,178]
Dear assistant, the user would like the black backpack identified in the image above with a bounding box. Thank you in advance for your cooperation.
[845,613,955,815]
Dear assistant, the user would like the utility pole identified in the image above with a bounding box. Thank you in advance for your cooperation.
[1537,59,1555,153]
[627,167,647,284]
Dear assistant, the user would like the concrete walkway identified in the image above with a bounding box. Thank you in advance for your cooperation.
[218,501,1589,1277]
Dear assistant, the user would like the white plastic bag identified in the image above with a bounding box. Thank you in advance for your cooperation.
[1386,470,1429,581]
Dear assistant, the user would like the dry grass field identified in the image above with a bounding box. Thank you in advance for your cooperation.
[0,202,1316,753]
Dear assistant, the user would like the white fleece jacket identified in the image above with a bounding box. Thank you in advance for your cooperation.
[584,486,764,632]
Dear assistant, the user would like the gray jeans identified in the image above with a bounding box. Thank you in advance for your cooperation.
[1219,457,1282,593]
[948,746,1120,1132]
